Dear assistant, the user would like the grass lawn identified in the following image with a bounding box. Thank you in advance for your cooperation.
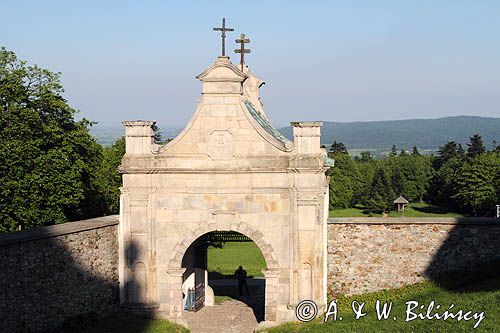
[266,277,500,332]
[74,313,188,333]
[78,275,499,332]
[330,203,465,218]
[208,241,266,278]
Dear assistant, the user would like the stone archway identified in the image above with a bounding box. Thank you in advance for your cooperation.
[169,221,279,270]
[119,55,331,325]
[167,220,281,322]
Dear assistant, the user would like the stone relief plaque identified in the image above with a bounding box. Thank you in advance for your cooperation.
[208,130,234,159]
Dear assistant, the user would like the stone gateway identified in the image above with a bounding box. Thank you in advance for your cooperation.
[118,56,332,324]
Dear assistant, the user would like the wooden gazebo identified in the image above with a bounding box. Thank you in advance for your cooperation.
[393,195,409,212]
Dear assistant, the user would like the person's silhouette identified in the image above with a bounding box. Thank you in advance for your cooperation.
[234,265,250,296]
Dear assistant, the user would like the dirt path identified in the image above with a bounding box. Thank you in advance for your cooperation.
[183,300,258,333]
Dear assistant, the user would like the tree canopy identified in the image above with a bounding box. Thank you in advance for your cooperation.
[466,134,486,159]
[329,141,348,155]
[0,48,120,232]
[328,134,498,216]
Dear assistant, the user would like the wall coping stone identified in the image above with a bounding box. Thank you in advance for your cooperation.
[328,217,500,225]
[0,215,119,246]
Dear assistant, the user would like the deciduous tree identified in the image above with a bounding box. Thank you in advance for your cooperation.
[0,48,104,231]
[328,153,357,208]
[95,137,125,214]
[453,153,499,216]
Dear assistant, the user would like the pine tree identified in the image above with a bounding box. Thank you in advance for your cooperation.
[352,159,377,206]
[330,141,348,154]
[390,145,398,156]
[367,166,395,213]
[412,146,420,156]
[467,134,485,158]
[458,144,465,156]
[151,124,163,144]
[492,140,500,153]
[391,166,406,197]
[434,141,463,169]
[367,193,387,215]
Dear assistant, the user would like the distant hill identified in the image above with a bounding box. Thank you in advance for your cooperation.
[278,116,500,152]
[90,116,499,153]
[89,126,182,146]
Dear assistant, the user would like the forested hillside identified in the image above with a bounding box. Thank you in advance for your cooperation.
[279,116,500,150]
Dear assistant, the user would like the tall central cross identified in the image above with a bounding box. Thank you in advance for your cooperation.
[234,33,251,71]
[213,18,234,57]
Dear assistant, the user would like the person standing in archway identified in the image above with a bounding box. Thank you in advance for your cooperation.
[234,265,250,296]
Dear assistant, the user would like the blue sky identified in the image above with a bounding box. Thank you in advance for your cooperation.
[2,0,499,128]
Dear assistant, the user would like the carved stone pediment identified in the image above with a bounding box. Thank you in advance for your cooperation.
[196,57,247,94]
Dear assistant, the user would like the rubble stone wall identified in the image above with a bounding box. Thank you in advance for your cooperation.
[327,217,500,296]
[0,216,119,332]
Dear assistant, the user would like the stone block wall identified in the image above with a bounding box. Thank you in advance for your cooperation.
[327,217,500,297]
[0,215,119,332]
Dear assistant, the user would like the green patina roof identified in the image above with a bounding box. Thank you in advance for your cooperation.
[244,100,334,168]
[323,155,335,167]
[243,100,291,146]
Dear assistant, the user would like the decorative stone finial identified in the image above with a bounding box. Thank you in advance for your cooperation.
[196,57,247,95]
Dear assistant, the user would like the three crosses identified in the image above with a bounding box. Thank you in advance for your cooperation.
[213,18,250,71]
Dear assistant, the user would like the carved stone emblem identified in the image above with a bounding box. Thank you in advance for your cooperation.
[208,130,233,159]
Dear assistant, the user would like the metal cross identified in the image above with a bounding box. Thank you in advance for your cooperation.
[213,18,234,57]
[235,33,251,71]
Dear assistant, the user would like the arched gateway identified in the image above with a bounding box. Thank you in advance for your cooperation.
[119,55,332,324]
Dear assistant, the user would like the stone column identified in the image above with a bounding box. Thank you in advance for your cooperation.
[166,268,186,320]
[122,120,155,155]
[263,268,280,322]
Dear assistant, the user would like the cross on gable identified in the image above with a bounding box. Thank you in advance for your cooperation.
[213,18,234,57]
[235,33,251,71]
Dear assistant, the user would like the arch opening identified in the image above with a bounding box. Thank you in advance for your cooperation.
[180,230,267,322]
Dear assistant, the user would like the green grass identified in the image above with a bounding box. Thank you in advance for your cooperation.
[265,277,500,332]
[329,206,376,217]
[208,242,266,278]
[74,313,188,333]
[214,295,234,304]
[329,203,465,218]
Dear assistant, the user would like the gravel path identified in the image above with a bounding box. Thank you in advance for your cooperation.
[184,299,258,333]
